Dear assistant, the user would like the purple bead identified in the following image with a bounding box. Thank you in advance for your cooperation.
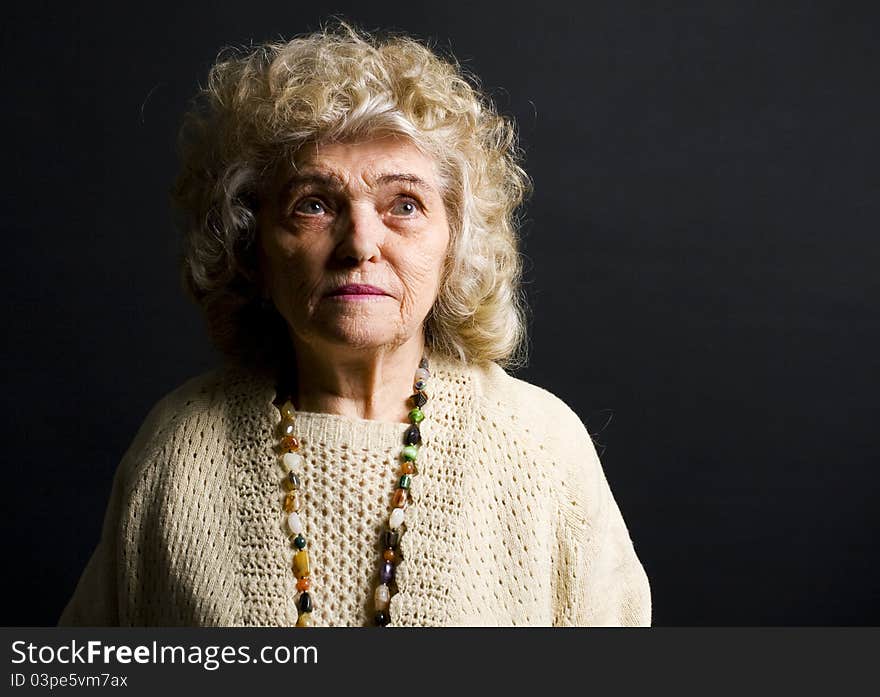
[380,561,395,584]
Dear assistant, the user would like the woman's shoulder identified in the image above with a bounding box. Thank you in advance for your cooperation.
[138,366,229,434]
[137,361,269,422]
[112,364,256,490]
[465,359,591,437]
[438,356,597,461]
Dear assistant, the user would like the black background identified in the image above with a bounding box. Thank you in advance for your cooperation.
[3,2,878,626]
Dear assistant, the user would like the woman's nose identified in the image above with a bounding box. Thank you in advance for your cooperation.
[335,202,385,263]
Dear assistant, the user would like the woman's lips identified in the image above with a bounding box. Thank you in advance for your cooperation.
[325,283,390,299]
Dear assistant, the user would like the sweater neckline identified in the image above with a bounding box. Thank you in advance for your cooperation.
[292,409,412,429]
[284,410,412,453]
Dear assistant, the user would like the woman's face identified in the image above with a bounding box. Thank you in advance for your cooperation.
[257,135,450,356]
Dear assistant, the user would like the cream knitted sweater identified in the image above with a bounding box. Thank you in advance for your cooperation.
[58,353,651,627]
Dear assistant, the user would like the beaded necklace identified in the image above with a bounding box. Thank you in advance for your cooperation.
[274,356,430,627]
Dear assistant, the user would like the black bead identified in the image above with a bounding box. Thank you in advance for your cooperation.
[298,591,312,613]
[374,611,389,626]
[404,424,422,446]
[287,471,300,488]
[384,530,400,549]
[419,356,429,370]
[410,391,427,408]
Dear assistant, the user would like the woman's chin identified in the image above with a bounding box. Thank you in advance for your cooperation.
[315,322,403,351]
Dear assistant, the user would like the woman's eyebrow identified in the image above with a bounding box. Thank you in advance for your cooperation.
[284,171,345,192]
[375,172,437,194]
[284,170,436,194]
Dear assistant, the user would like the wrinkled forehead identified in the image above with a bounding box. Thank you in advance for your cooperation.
[292,134,439,180]
[262,133,450,203]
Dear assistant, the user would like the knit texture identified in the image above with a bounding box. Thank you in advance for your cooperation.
[58,353,651,626]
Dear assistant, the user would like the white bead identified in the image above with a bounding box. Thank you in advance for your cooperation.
[282,452,304,471]
[414,367,430,381]
[287,512,303,535]
[374,583,390,611]
[389,507,405,529]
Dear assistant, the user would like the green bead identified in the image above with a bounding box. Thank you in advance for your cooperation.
[293,534,307,550]
[399,474,412,490]
[408,408,424,424]
[402,444,418,461]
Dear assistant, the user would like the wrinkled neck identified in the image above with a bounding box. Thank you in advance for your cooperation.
[277,336,428,424]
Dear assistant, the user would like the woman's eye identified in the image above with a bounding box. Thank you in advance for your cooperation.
[293,198,326,215]
[391,197,420,216]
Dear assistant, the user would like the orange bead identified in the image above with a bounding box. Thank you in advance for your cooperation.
[296,577,311,592]
[391,488,407,509]
[281,435,300,452]
[283,492,299,513]
[400,461,415,474]
[383,548,396,563]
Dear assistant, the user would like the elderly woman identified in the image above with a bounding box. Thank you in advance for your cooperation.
[58,22,651,627]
